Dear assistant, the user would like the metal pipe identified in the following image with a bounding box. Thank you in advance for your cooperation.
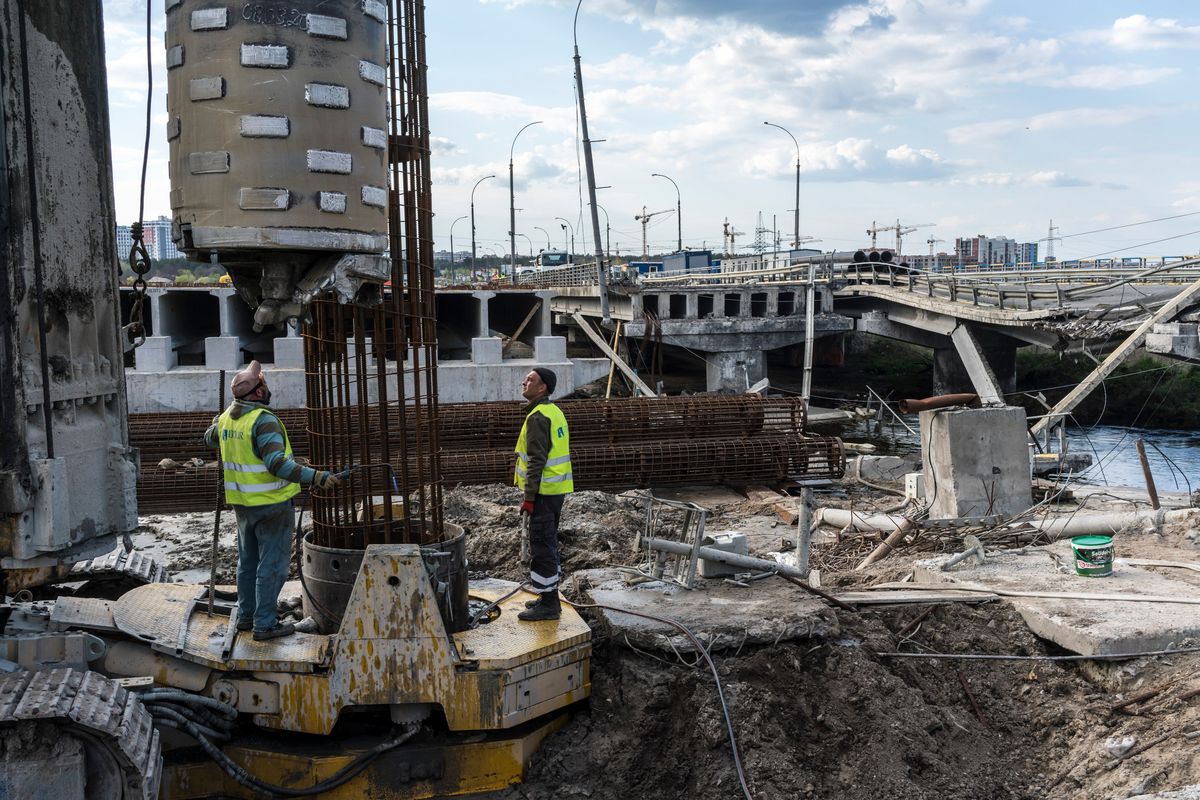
[898,393,980,414]
[643,536,809,580]
[818,507,913,534]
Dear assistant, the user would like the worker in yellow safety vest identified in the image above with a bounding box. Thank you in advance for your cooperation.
[514,367,573,621]
[205,361,340,640]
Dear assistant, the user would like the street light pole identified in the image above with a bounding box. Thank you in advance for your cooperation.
[651,172,682,252]
[596,204,610,262]
[470,174,495,281]
[449,214,467,284]
[509,120,543,285]
[763,121,800,250]
[534,226,551,252]
[517,232,534,259]
[555,217,575,261]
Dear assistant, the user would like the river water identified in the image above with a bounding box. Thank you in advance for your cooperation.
[851,417,1200,495]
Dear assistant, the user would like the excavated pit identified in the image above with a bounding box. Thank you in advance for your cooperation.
[132,483,1200,799]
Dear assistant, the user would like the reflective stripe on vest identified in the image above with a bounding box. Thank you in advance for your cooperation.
[216,406,301,507]
[514,402,574,495]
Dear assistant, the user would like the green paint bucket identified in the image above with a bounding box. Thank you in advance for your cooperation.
[1071,535,1114,577]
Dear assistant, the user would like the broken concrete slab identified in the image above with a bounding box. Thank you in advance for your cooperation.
[1128,787,1200,800]
[913,540,1200,656]
[571,567,838,654]
[848,455,922,484]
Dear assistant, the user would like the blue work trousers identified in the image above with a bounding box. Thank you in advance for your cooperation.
[233,500,294,632]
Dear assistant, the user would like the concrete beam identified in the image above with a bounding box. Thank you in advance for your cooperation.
[950,323,1004,404]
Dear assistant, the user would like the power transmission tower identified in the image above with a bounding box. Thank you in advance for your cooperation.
[752,211,768,254]
[1045,219,1062,262]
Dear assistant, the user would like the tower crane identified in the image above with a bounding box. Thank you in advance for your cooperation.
[895,221,935,255]
[866,219,934,254]
[927,236,946,256]
[722,217,746,256]
[634,205,674,258]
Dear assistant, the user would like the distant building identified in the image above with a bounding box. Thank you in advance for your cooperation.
[903,252,957,271]
[115,224,133,262]
[954,234,1038,266]
[116,216,181,262]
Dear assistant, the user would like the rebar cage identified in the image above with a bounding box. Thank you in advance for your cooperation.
[303,0,443,550]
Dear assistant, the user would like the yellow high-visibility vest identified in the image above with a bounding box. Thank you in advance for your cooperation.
[216,407,301,506]
[514,403,573,495]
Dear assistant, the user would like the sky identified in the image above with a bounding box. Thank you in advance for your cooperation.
[101,1,1200,261]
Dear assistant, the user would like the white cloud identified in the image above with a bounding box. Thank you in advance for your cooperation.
[1079,15,1200,50]
[955,170,1125,190]
[1046,65,1178,89]
[742,137,953,183]
[947,106,1160,144]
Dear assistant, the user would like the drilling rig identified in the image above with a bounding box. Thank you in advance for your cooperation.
[0,3,589,797]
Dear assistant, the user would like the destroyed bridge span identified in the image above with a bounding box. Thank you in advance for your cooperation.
[540,257,1200,399]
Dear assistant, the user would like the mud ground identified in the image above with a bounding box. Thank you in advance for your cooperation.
[135,482,1200,800]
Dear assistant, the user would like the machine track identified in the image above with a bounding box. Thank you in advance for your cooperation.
[0,668,161,799]
[70,549,169,586]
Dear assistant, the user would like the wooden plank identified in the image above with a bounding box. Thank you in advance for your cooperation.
[604,320,622,399]
[833,590,999,606]
[869,580,1200,605]
[571,311,656,397]
[502,300,541,356]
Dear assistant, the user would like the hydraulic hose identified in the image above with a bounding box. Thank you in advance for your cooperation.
[559,593,755,800]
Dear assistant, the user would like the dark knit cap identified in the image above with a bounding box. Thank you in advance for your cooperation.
[532,367,557,395]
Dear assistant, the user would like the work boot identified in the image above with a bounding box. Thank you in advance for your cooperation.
[524,596,541,608]
[236,619,253,632]
[518,591,560,622]
[252,623,295,641]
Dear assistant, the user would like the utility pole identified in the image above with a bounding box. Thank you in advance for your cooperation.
[573,0,609,321]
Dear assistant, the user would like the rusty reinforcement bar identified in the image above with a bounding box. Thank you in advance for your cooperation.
[137,432,843,514]
[129,395,809,465]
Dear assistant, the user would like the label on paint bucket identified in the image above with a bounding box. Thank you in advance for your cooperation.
[1071,535,1114,577]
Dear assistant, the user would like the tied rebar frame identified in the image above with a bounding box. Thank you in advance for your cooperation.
[303,0,443,550]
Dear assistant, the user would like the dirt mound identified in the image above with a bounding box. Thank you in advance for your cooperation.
[483,603,1133,800]
[447,486,647,583]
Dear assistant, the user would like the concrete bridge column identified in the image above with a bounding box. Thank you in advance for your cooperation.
[205,288,242,370]
[274,321,304,368]
[135,288,175,372]
[711,292,726,319]
[933,343,1016,397]
[472,291,502,365]
[766,288,780,317]
[535,291,555,335]
[475,291,496,337]
[685,293,699,319]
[705,350,765,393]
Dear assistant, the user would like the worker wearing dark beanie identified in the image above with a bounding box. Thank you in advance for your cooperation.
[530,367,557,394]
[514,368,573,621]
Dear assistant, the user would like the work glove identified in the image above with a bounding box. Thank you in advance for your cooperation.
[317,471,341,490]
[520,499,536,516]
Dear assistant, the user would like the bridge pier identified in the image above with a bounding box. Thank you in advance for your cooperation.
[933,342,1016,398]
[705,350,766,393]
